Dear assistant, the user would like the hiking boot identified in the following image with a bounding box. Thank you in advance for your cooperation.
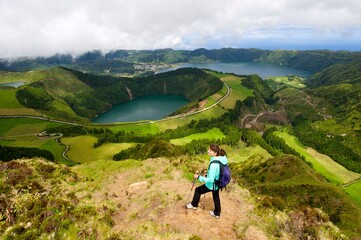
[209,211,220,219]
[186,203,197,210]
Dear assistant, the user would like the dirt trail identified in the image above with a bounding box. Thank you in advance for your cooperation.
[92,158,267,240]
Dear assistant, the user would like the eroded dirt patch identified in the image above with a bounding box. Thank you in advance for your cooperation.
[92,158,259,239]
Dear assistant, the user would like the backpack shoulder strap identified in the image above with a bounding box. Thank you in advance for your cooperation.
[208,159,222,170]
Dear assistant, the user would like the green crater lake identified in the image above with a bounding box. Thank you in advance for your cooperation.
[92,95,189,123]
[93,62,312,123]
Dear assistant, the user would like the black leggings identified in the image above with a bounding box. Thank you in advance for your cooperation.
[191,184,221,216]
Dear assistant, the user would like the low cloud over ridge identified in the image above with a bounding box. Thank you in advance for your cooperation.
[1,0,361,58]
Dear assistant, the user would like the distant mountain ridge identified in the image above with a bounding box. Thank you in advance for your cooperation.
[1,48,361,74]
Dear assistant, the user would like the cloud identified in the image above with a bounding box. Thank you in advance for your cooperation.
[0,0,360,58]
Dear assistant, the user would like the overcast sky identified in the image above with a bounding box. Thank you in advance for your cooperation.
[1,0,361,58]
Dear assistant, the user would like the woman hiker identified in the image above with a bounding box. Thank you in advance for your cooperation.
[186,143,228,219]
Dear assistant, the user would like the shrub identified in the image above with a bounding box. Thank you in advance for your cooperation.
[189,235,203,240]
[100,214,115,227]
[36,163,56,178]
[4,164,32,185]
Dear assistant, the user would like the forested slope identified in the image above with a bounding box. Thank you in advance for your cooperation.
[13,67,222,121]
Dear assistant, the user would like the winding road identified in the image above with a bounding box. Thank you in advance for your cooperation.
[153,81,230,123]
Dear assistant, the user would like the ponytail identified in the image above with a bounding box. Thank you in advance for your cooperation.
[219,148,226,156]
[209,143,227,157]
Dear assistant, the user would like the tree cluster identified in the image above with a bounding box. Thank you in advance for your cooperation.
[293,117,361,173]
[0,145,54,162]
[262,127,306,162]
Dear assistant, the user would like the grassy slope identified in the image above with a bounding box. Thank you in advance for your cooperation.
[204,84,227,108]
[274,129,360,185]
[220,75,254,109]
[274,87,327,121]
[235,154,361,238]
[32,68,107,120]
[0,88,24,108]
[264,75,306,91]
[0,68,97,120]
[224,142,272,163]
[310,84,361,130]
[307,61,361,130]
[0,70,41,84]
[170,127,225,145]
[205,71,254,109]
[0,88,41,115]
[344,181,361,206]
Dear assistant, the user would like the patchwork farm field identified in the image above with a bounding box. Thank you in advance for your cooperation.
[62,135,136,163]
[219,75,254,109]
[0,118,69,162]
[0,88,42,115]
[0,89,24,108]
[265,76,306,91]
[204,83,228,108]
[0,118,61,136]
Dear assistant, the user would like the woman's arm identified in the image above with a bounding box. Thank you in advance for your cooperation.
[198,163,219,184]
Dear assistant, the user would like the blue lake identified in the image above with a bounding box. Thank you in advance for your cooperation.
[158,62,312,79]
[92,95,189,123]
[93,62,312,123]
[0,82,25,88]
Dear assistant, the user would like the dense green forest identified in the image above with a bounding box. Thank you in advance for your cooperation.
[0,145,54,161]
[293,117,361,172]
[68,67,222,103]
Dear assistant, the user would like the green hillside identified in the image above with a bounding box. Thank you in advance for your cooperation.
[234,154,361,237]
[0,67,223,122]
[274,88,327,121]
[0,152,354,239]
[1,51,361,239]
[307,61,361,87]
[310,84,361,129]
[60,67,222,119]
[306,61,361,128]
[69,67,223,104]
